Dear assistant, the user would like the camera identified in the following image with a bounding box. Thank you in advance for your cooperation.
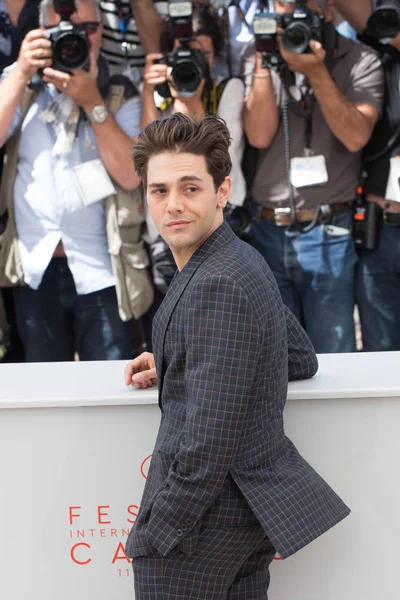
[366,1,400,42]
[253,2,324,69]
[280,5,324,55]
[45,0,90,72]
[224,203,253,239]
[158,1,208,97]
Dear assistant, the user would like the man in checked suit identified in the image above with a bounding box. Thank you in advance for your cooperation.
[124,113,350,599]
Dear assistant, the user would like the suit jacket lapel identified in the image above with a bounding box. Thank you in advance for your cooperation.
[153,222,236,409]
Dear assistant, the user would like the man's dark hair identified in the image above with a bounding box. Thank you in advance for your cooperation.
[133,113,232,190]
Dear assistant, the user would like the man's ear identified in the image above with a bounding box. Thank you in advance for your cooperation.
[217,177,232,209]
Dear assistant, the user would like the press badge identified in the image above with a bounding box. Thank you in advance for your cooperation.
[385,156,400,203]
[290,155,329,188]
[73,159,116,206]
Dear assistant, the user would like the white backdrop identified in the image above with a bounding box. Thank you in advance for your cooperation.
[0,353,399,599]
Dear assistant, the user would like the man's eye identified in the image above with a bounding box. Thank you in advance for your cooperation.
[185,187,198,193]
[152,189,166,195]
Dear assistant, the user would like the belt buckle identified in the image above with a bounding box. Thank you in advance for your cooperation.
[274,207,291,227]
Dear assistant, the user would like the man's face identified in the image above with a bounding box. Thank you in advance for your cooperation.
[146,152,231,265]
[47,1,103,61]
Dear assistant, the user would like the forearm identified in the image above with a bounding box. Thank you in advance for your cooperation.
[173,98,204,119]
[88,113,140,190]
[309,64,374,152]
[0,66,29,147]
[243,74,278,149]
[131,0,161,54]
[285,306,318,381]
[141,86,158,130]
[334,0,371,34]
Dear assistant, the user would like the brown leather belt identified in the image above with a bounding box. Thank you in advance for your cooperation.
[259,202,354,227]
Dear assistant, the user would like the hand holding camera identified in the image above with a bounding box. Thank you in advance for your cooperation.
[16,29,53,80]
[279,37,326,77]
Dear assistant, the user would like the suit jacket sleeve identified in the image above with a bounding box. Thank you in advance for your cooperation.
[146,275,264,556]
[285,305,318,381]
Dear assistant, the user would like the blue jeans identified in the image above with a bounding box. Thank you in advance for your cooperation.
[13,258,133,362]
[356,223,400,351]
[250,211,357,353]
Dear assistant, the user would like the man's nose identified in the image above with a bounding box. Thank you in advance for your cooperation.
[166,192,184,213]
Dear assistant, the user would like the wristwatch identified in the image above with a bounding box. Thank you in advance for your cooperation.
[86,105,109,124]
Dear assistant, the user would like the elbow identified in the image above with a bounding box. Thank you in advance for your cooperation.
[245,130,273,150]
[309,353,319,379]
[115,172,141,191]
[343,131,372,154]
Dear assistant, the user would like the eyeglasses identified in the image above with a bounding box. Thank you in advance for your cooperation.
[45,21,101,35]
[76,21,101,35]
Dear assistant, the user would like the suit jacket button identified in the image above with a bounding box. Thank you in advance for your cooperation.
[181,524,188,532]
[185,518,193,526]
[176,528,184,537]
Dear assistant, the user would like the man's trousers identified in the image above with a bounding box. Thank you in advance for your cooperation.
[132,525,276,600]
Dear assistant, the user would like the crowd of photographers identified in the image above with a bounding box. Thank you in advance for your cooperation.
[0,0,399,362]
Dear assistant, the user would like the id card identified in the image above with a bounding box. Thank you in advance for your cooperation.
[290,155,329,188]
[73,159,116,206]
[385,157,400,203]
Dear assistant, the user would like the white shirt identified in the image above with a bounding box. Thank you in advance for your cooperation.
[4,67,141,294]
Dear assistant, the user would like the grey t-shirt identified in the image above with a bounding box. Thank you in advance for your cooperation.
[243,35,384,209]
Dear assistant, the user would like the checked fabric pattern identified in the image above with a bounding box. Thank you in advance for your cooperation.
[125,221,350,563]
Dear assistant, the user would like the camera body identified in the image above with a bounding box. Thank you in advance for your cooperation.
[46,0,90,72]
[253,3,324,69]
[159,0,208,97]
[366,1,400,43]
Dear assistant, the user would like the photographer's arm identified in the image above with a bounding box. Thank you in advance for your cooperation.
[281,41,380,153]
[131,0,161,54]
[334,0,370,34]
[141,54,165,130]
[242,52,279,149]
[0,29,52,147]
[43,58,141,191]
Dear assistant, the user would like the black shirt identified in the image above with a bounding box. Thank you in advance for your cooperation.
[0,0,39,75]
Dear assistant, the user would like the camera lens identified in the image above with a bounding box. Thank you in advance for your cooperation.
[171,62,201,96]
[283,22,310,54]
[369,7,400,40]
[53,32,89,70]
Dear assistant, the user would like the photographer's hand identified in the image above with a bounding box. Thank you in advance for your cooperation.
[279,39,326,77]
[16,28,52,80]
[42,50,103,111]
[141,53,167,129]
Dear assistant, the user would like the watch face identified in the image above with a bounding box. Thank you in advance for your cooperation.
[92,105,108,122]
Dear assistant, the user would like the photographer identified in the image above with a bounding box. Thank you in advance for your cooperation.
[243,0,384,354]
[0,0,154,362]
[142,0,246,209]
[336,0,400,351]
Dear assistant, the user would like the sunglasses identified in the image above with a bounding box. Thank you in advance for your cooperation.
[45,21,101,35]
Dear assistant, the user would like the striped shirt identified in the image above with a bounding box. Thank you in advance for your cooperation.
[100,1,165,83]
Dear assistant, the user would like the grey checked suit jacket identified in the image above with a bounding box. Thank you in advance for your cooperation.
[126,221,350,560]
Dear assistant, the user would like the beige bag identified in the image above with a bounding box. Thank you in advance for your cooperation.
[0,87,37,287]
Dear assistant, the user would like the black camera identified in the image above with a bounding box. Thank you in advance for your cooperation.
[45,0,90,72]
[159,0,208,97]
[253,2,324,69]
[366,1,400,42]
[280,5,324,55]
[224,203,253,239]
[253,9,282,69]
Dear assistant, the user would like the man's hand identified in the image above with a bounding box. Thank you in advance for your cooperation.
[143,53,169,89]
[16,28,52,80]
[42,51,103,112]
[279,39,326,78]
[125,352,157,389]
